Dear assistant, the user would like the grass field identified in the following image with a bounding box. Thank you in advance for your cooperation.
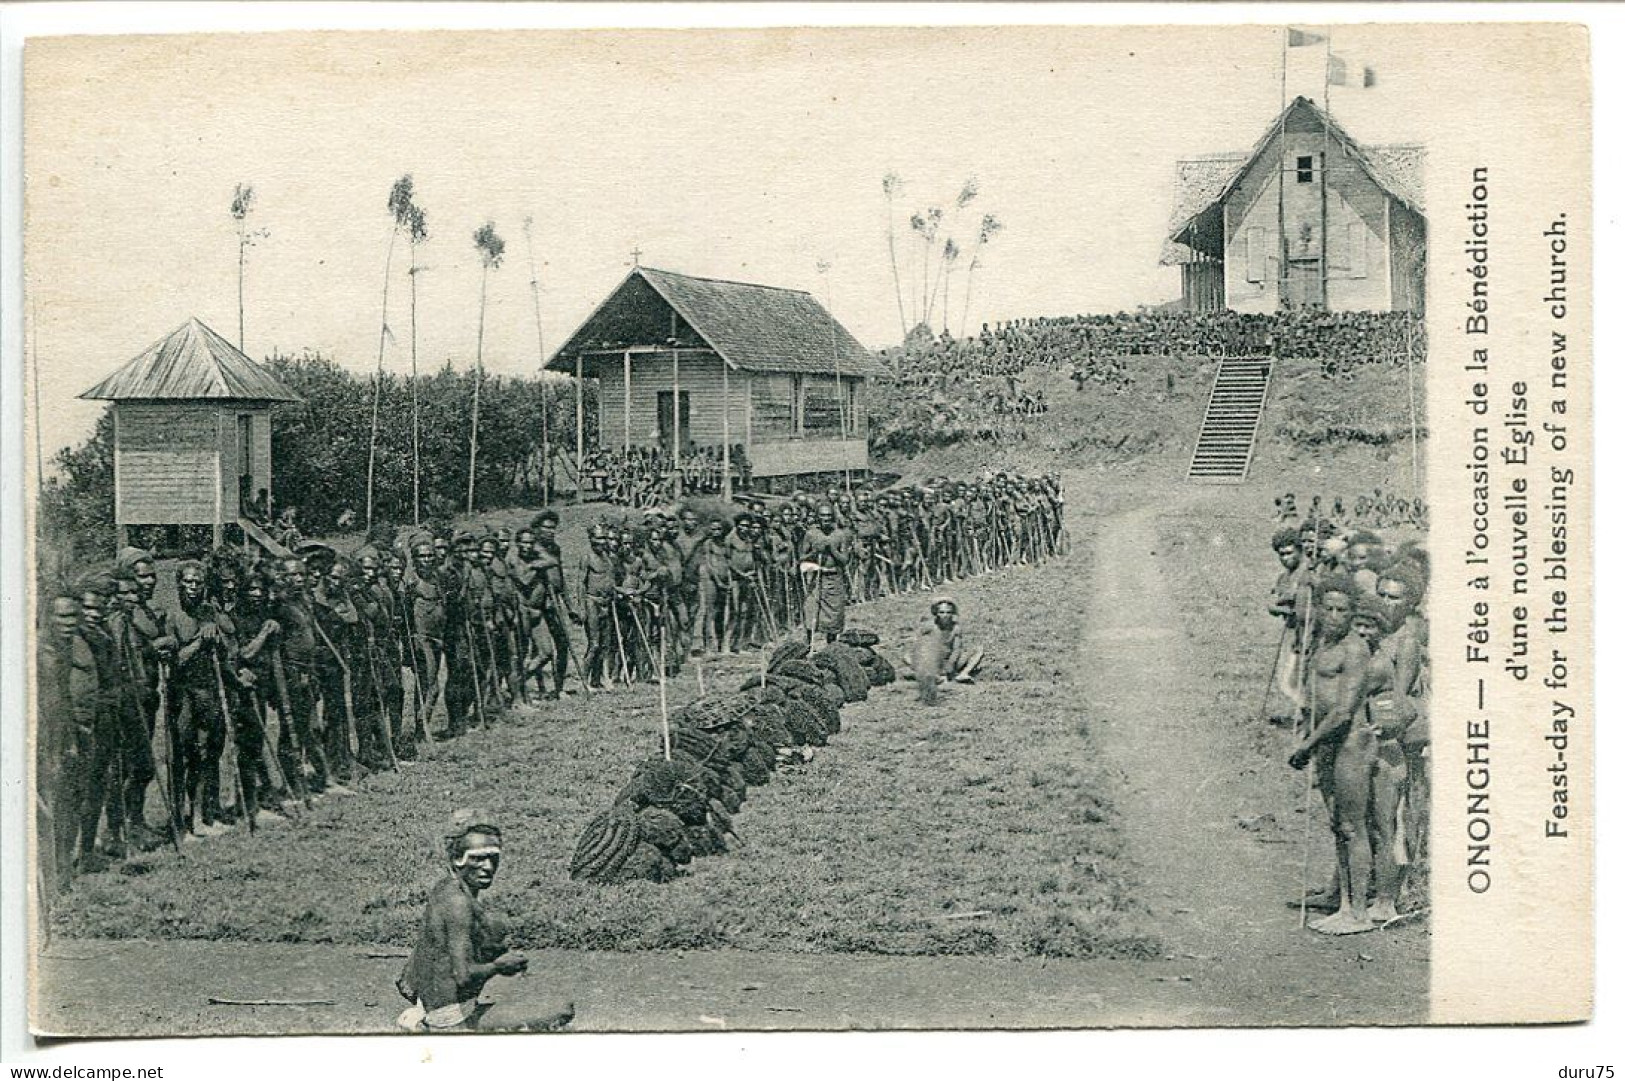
[52,521,1161,961]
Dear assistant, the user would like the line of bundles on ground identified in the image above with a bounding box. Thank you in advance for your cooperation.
[32,468,1062,895]
[1264,504,1430,936]
[569,632,890,883]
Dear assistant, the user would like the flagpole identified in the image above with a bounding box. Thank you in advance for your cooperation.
[1278,27,1289,310]
[1321,30,1332,310]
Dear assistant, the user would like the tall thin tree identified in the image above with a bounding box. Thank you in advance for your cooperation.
[365,178,407,530]
[937,238,961,336]
[960,213,1004,338]
[882,173,909,343]
[405,202,429,525]
[926,179,977,332]
[467,221,506,514]
[816,260,852,493]
[911,207,942,333]
[230,184,259,351]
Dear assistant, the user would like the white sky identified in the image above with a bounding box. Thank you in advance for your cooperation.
[25,24,1440,456]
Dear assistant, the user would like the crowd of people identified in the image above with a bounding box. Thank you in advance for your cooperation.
[890,309,1426,391]
[1264,503,1430,935]
[582,445,745,508]
[1274,490,1429,532]
[33,470,1063,893]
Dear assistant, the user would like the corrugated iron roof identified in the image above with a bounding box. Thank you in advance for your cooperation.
[81,318,302,402]
[1161,97,1426,266]
[547,267,888,379]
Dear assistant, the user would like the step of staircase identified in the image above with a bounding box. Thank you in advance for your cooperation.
[1186,356,1274,484]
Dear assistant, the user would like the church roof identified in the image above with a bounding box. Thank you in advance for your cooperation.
[547,266,887,379]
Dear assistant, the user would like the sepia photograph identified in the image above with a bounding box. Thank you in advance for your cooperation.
[10,16,1592,1046]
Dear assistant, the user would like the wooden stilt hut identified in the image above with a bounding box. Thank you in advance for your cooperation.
[79,318,302,551]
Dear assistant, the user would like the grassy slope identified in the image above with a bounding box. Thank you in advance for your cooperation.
[53,523,1159,962]
[876,356,1427,498]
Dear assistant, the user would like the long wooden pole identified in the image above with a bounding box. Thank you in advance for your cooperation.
[658,615,671,760]
[524,219,550,503]
[721,361,733,501]
[410,246,422,526]
[622,349,632,454]
[1407,320,1422,501]
[367,225,399,531]
[1320,34,1332,310]
[575,354,586,503]
[822,270,852,493]
[467,262,489,515]
[1277,27,1288,310]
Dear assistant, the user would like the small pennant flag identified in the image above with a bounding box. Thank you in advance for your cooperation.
[1329,53,1378,89]
[1287,27,1326,47]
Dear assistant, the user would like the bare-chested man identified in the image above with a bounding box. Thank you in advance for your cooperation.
[907,597,982,705]
[1288,575,1374,935]
[395,812,572,1033]
[1351,594,1409,925]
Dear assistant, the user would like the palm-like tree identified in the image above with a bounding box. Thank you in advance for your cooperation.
[467,221,506,513]
[882,173,909,342]
[230,184,262,351]
[959,213,1004,338]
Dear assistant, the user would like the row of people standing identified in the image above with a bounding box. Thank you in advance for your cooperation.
[572,472,1065,684]
[35,472,1062,893]
[1267,514,1430,935]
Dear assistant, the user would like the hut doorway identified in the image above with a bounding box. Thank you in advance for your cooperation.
[656,390,691,455]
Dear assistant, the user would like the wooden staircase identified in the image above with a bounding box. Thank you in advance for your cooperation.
[1186,357,1274,484]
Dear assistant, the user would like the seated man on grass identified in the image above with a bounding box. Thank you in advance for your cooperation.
[396,811,573,1033]
[905,597,984,704]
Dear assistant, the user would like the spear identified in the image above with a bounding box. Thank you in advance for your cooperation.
[210,650,255,834]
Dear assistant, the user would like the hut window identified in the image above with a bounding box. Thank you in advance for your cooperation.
[802,376,846,438]
[1296,155,1314,183]
[751,374,796,438]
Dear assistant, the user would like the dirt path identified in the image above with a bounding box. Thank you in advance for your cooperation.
[1079,496,1425,1025]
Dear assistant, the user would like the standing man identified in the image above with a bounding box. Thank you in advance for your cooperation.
[673,508,706,657]
[312,556,369,781]
[579,527,620,689]
[276,557,331,796]
[105,570,160,849]
[161,562,232,836]
[67,577,119,869]
[533,512,581,697]
[696,518,731,655]
[801,504,852,644]
[1288,575,1375,936]
[39,594,85,891]
[406,538,448,741]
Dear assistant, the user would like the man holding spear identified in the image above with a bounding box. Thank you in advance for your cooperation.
[160,561,239,836]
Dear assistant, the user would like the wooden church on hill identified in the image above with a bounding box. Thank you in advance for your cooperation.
[80,318,301,549]
[548,266,884,492]
[1161,96,1427,314]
